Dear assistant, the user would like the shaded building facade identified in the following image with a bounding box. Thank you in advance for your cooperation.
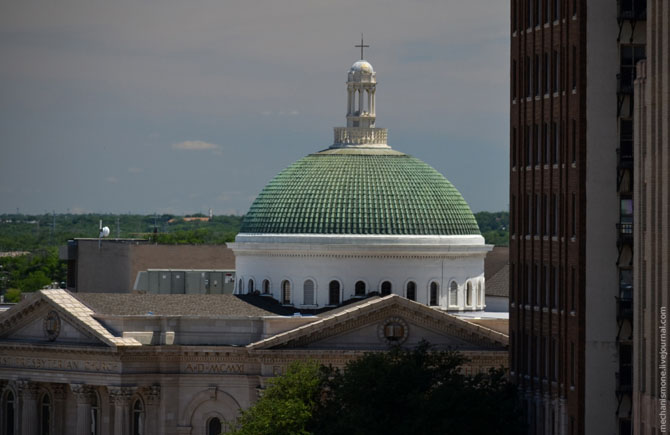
[509,0,646,433]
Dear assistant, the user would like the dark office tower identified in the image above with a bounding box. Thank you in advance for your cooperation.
[632,2,669,434]
[509,0,645,433]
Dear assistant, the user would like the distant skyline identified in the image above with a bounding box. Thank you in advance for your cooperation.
[0,0,510,215]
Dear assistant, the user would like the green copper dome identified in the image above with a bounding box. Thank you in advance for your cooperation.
[240,148,480,236]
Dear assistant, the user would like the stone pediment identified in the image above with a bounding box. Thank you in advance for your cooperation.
[0,290,140,348]
[248,295,507,351]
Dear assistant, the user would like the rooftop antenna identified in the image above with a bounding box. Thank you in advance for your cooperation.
[98,219,110,250]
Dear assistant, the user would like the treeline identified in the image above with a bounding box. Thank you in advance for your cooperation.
[0,213,243,251]
[475,211,509,246]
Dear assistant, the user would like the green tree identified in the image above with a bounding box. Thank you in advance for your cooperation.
[230,360,325,435]
[232,343,524,435]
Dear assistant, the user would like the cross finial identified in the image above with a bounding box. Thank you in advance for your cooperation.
[355,34,369,60]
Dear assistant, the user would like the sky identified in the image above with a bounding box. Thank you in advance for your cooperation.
[0,0,510,216]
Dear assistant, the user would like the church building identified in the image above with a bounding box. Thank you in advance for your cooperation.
[231,49,491,312]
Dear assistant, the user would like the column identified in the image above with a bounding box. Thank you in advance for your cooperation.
[371,89,375,115]
[71,384,95,435]
[142,385,161,435]
[358,89,363,115]
[108,386,135,435]
[18,380,40,435]
[51,384,67,435]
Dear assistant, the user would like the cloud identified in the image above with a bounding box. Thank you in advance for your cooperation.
[172,140,220,151]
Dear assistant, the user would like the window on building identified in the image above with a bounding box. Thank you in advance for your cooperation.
[571,120,577,163]
[509,195,516,234]
[543,336,549,379]
[328,281,340,305]
[355,280,366,296]
[247,279,254,294]
[512,128,517,167]
[532,124,538,165]
[543,194,549,235]
[526,264,532,304]
[542,53,549,94]
[553,0,560,20]
[535,194,542,235]
[512,1,518,31]
[91,392,99,435]
[572,0,577,16]
[238,279,243,294]
[449,281,458,306]
[619,344,633,390]
[552,194,558,236]
[525,126,531,166]
[552,338,559,381]
[526,56,532,97]
[553,266,559,308]
[429,282,439,306]
[132,399,144,435]
[533,264,539,305]
[552,50,559,92]
[571,193,576,237]
[262,279,270,294]
[570,267,576,312]
[281,280,291,304]
[619,45,646,92]
[570,342,575,386]
[620,197,633,235]
[543,122,550,165]
[4,390,15,435]
[533,0,539,25]
[527,0,533,28]
[208,418,222,435]
[303,279,315,305]
[40,393,51,435]
[545,0,551,22]
[406,281,417,301]
[533,54,539,96]
[571,46,577,89]
[619,0,646,19]
[466,282,473,306]
[552,122,558,164]
[544,265,550,306]
[512,60,517,99]
[381,281,392,296]
[620,119,634,161]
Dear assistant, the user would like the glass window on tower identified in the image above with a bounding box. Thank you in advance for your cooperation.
[619,45,646,92]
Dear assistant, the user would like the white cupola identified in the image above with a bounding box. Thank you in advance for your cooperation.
[333,35,389,149]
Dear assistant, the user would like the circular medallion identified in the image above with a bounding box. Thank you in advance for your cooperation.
[43,310,61,341]
[377,316,409,346]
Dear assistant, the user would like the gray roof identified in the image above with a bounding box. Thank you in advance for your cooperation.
[73,293,288,317]
[485,264,509,297]
[484,246,508,280]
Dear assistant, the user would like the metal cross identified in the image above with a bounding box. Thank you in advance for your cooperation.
[355,34,369,60]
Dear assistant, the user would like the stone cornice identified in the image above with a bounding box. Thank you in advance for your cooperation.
[248,295,507,350]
